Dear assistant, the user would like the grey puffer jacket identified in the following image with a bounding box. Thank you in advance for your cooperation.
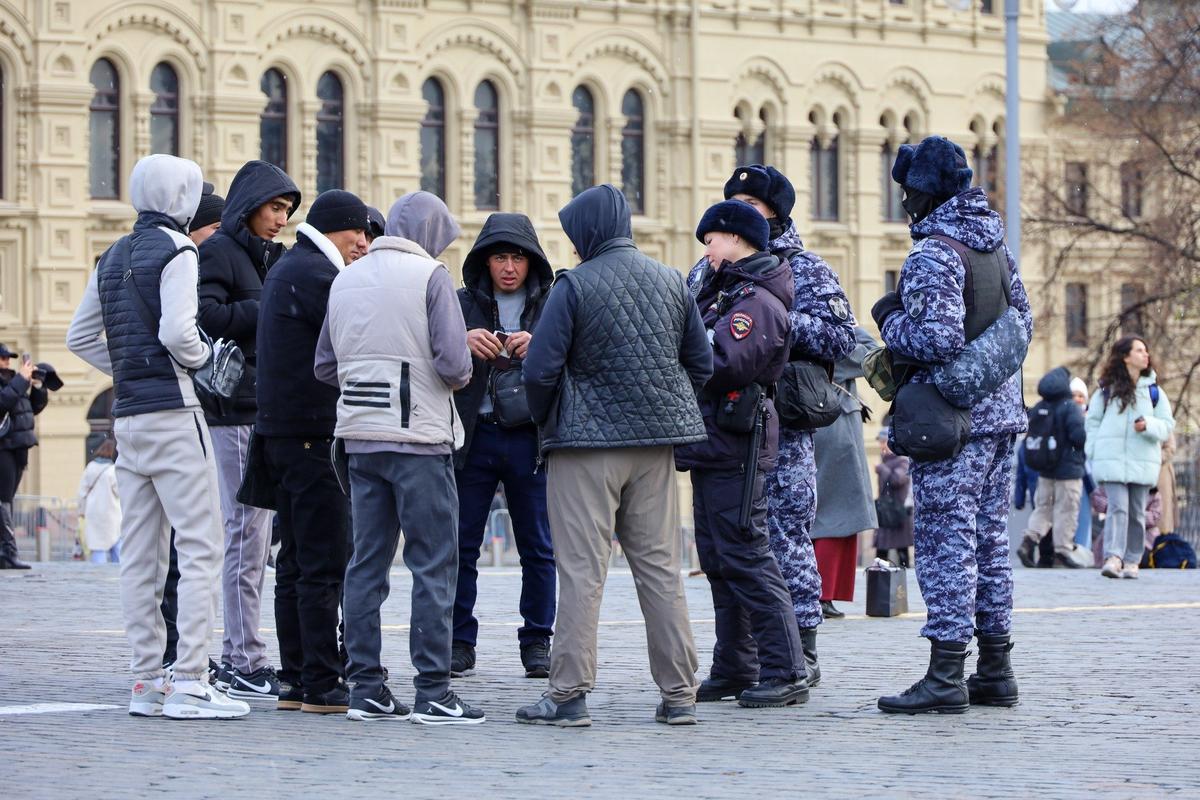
[523,185,711,452]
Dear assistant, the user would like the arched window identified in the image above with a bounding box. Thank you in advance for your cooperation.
[810,112,840,221]
[260,68,288,171]
[149,63,180,156]
[570,86,596,197]
[473,80,500,210]
[881,114,909,223]
[734,106,765,166]
[420,78,447,199]
[621,89,645,214]
[316,72,345,193]
[89,59,120,199]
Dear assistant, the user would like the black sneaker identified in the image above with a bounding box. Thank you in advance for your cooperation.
[515,693,591,727]
[301,682,350,714]
[227,666,280,700]
[277,679,303,711]
[411,690,485,725]
[1017,537,1037,568]
[347,685,411,722]
[450,642,476,677]
[213,661,234,691]
[520,639,551,679]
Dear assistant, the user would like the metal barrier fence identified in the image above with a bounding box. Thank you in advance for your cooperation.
[12,495,80,562]
[1171,434,1200,552]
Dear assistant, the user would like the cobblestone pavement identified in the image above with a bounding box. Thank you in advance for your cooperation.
[3,561,1198,799]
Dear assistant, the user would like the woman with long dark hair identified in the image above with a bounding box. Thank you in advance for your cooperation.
[1085,336,1175,579]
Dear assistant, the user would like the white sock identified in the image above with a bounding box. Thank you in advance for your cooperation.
[174,679,206,696]
[150,676,166,691]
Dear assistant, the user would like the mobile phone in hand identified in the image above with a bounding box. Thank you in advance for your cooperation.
[493,330,509,345]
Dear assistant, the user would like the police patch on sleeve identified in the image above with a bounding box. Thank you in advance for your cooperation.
[907,290,926,320]
[828,296,850,321]
[730,312,754,340]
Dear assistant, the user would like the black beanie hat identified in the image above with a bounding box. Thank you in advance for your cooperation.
[696,200,771,252]
[723,164,796,222]
[190,190,225,232]
[891,135,973,199]
[306,190,371,234]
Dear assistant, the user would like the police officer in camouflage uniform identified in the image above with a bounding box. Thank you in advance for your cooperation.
[871,136,1032,715]
[689,166,856,687]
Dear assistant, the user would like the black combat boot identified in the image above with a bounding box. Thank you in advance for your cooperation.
[877,639,970,715]
[966,630,1019,707]
[0,503,30,569]
[799,628,821,688]
[696,675,757,702]
[737,675,809,708]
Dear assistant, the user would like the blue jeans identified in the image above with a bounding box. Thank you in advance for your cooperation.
[344,451,458,702]
[453,421,555,647]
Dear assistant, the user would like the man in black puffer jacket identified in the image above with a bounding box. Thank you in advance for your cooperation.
[516,184,712,728]
[197,160,300,690]
[450,213,556,682]
[0,343,47,569]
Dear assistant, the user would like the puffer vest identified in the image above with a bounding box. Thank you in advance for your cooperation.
[543,240,706,451]
[96,218,194,418]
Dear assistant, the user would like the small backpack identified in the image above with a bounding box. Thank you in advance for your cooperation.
[1024,401,1061,472]
[1146,534,1197,569]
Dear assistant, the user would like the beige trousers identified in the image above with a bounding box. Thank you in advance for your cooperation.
[114,408,223,682]
[546,446,698,707]
[1023,477,1084,557]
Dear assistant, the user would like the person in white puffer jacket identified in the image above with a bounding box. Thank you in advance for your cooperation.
[77,438,121,563]
[1085,336,1175,579]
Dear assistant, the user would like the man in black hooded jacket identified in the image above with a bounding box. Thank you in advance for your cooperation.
[197,160,300,697]
[450,213,556,681]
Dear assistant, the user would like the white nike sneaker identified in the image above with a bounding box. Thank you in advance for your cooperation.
[129,679,167,717]
[163,683,251,720]
[411,690,486,725]
[347,686,412,722]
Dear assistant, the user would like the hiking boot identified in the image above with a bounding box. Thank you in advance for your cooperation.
[696,676,757,702]
[800,627,821,688]
[301,682,350,714]
[520,639,551,679]
[737,677,809,708]
[1101,556,1123,579]
[820,600,845,619]
[411,690,485,726]
[966,631,1019,707]
[515,694,591,727]
[878,640,970,715]
[347,685,411,722]
[1121,562,1140,579]
[655,701,698,725]
[1053,552,1082,569]
[1017,537,1038,568]
[450,641,476,677]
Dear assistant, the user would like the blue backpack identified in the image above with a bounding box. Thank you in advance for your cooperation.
[1146,534,1197,569]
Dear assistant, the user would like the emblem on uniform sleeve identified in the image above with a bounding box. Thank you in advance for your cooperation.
[730,312,754,340]
[908,290,926,320]
[828,296,850,321]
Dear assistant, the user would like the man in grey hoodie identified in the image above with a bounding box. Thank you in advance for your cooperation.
[67,155,249,720]
[315,192,484,725]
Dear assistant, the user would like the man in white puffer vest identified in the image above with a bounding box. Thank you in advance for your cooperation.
[315,191,484,725]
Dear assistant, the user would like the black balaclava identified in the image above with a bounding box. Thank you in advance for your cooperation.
[901,186,939,225]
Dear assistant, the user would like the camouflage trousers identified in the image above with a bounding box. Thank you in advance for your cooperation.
[765,428,823,630]
[911,433,1016,643]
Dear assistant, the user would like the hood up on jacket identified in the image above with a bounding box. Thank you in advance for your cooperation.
[558,184,633,262]
[462,213,553,291]
[221,160,301,235]
[1038,366,1073,402]
[385,191,461,258]
[130,154,204,231]
[707,251,794,311]
[910,187,1004,253]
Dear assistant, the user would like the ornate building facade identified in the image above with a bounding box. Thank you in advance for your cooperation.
[0,0,1057,498]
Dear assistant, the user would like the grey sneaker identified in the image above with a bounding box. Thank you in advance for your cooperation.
[515,694,591,727]
[655,701,698,726]
[129,680,166,717]
[163,683,251,720]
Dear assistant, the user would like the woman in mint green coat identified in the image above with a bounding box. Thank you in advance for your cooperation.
[1085,336,1175,579]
